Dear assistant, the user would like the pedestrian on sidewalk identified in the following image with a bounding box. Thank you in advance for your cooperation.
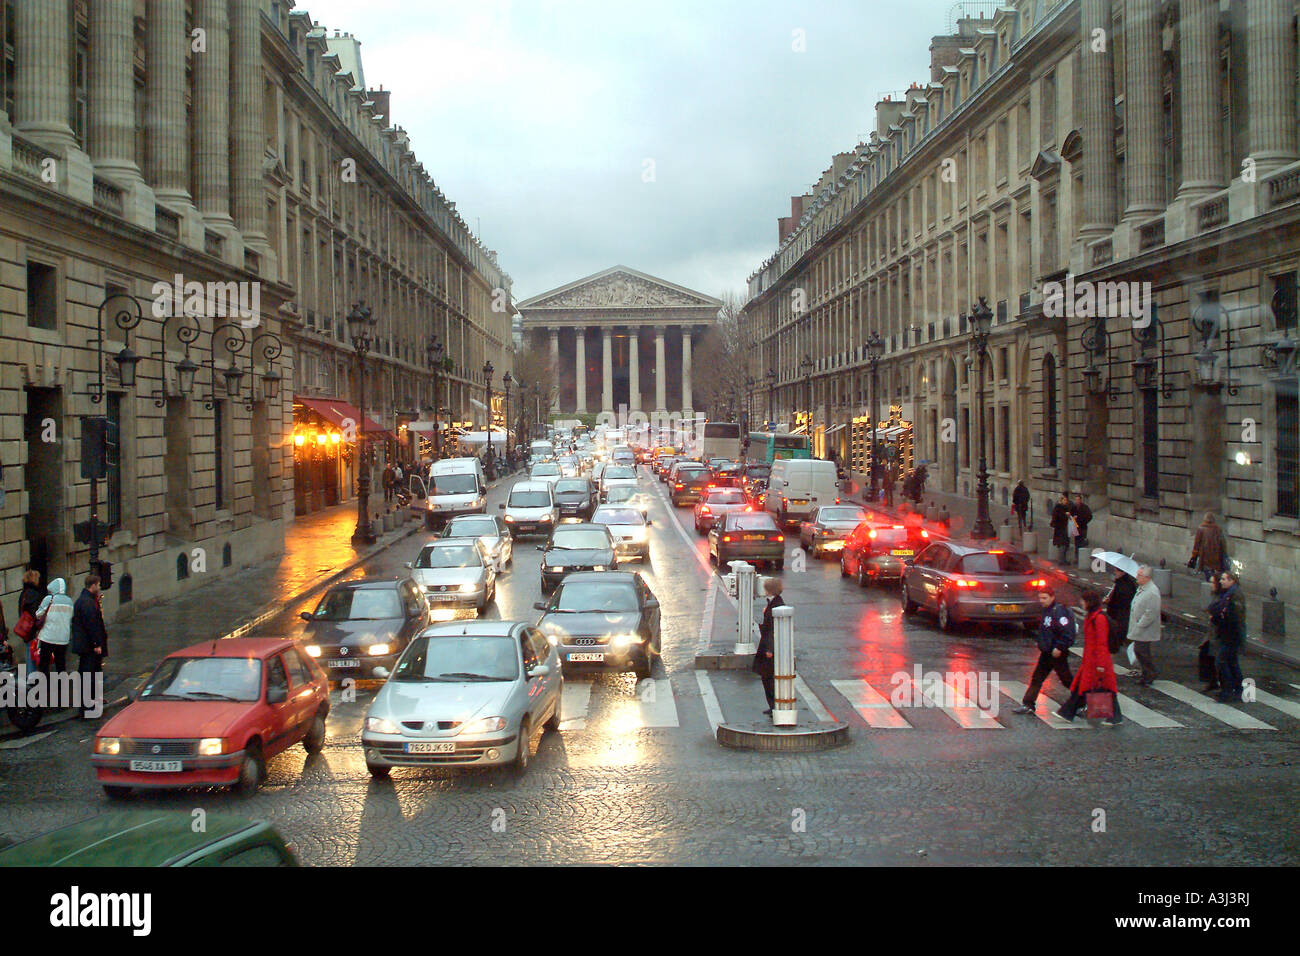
[34,577,73,678]
[1049,494,1071,565]
[751,577,784,715]
[1055,588,1122,725]
[381,463,395,503]
[1127,565,1161,686]
[1199,575,1225,693]
[8,569,45,669]
[69,573,108,719]
[1104,567,1137,652]
[1012,480,1030,533]
[1012,584,1076,714]
[1212,570,1246,703]
[883,468,895,508]
[1187,512,1229,581]
[1070,493,1092,564]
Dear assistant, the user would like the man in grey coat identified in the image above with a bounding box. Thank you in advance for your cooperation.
[1127,565,1162,686]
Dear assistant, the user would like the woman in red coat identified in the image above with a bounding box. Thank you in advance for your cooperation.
[1055,589,1122,725]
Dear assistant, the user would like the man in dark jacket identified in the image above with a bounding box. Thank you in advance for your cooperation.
[1214,571,1246,702]
[751,577,784,715]
[69,574,108,719]
[1105,568,1137,651]
[1012,585,1076,714]
[1070,493,1092,564]
[1049,494,1071,564]
[1012,480,1030,533]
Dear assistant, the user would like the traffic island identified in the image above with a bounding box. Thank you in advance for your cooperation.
[716,720,850,752]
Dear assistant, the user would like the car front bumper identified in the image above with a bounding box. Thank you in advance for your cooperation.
[362,732,520,767]
[312,652,400,680]
[946,598,1039,624]
[92,751,246,788]
[556,642,644,670]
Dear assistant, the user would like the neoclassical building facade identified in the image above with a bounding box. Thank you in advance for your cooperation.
[518,267,721,420]
[742,0,1300,597]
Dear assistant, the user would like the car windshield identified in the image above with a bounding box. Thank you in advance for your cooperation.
[555,480,589,494]
[429,473,479,496]
[869,528,911,547]
[728,513,779,531]
[443,517,497,538]
[959,552,1033,574]
[553,580,639,612]
[393,635,519,682]
[706,490,746,504]
[531,464,560,477]
[311,587,402,620]
[677,467,706,479]
[604,466,636,479]
[746,466,771,478]
[593,508,642,525]
[415,544,482,569]
[819,507,866,523]
[509,491,552,507]
[548,528,611,551]
[138,656,263,701]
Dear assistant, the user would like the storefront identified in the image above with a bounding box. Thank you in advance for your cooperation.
[292,397,390,516]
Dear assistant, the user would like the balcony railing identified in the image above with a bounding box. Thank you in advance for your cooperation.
[204,230,225,258]
[1267,168,1300,209]
[92,176,124,216]
[1138,217,1165,252]
[1197,195,1229,231]
[11,132,57,182]
[155,205,181,240]
[245,249,261,275]
[1090,238,1113,267]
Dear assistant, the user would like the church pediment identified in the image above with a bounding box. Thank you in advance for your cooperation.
[519,266,722,310]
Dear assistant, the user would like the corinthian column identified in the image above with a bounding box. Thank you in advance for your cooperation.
[193,0,234,227]
[602,329,613,415]
[629,331,640,411]
[549,330,560,411]
[655,327,667,413]
[146,0,192,203]
[1177,0,1226,199]
[14,0,75,149]
[1247,0,1298,172]
[681,328,693,413]
[1124,0,1164,218]
[575,330,587,413]
[1079,0,1117,237]
[230,0,266,241]
[89,0,139,178]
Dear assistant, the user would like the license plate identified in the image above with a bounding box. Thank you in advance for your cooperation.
[569,652,605,662]
[405,741,456,754]
[890,549,914,556]
[430,594,459,602]
[129,759,182,772]
[789,499,808,505]
[993,604,1021,613]
[743,533,764,541]
[328,659,361,668]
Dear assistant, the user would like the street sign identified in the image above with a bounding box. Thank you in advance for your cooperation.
[80,415,108,479]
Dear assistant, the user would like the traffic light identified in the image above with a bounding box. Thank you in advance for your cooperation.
[94,560,113,590]
[80,415,107,479]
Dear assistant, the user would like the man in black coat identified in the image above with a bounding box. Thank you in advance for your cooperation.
[751,577,784,715]
[1070,493,1092,564]
[69,573,108,719]
[1012,480,1030,533]
[1105,569,1137,651]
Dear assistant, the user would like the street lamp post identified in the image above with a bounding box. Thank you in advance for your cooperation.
[968,297,996,540]
[347,302,378,546]
[766,367,776,427]
[800,355,814,448]
[503,371,514,467]
[864,332,884,501]
[482,360,495,465]
[426,336,444,461]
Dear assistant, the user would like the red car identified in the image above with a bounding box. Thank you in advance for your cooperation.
[91,637,330,799]
[840,522,931,586]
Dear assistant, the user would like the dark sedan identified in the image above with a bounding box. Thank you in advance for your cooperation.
[670,465,711,506]
[538,522,618,593]
[708,510,786,572]
[298,579,430,680]
[553,478,598,520]
[534,571,662,679]
[840,522,930,586]
[694,487,750,533]
[900,543,1047,632]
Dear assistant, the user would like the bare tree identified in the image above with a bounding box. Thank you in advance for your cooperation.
[692,291,754,423]
[509,344,559,437]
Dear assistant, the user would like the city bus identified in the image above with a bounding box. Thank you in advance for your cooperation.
[699,421,742,462]
[746,431,812,464]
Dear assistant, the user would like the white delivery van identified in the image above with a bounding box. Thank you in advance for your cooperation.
[498,480,559,537]
[409,457,487,529]
[529,440,556,464]
[763,458,842,529]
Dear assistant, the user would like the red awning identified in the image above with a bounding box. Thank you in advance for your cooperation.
[295,396,389,436]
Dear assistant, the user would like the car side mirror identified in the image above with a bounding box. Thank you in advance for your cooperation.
[645,597,659,608]
[527,665,551,679]
[536,544,544,551]
[645,518,652,526]
[267,684,288,704]
[404,561,412,569]
[372,666,390,680]
[533,601,548,611]
[299,611,313,622]
[497,502,506,509]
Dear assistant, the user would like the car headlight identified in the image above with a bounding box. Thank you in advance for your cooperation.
[304,644,321,657]
[368,643,391,656]
[95,737,121,755]
[611,633,642,648]
[544,565,561,573]
[366,716,401,734]
[592,565,610,572]
[504,514,516,522]
[629,528,648,542]
[539,514,553,522]
[197,738,225,756]
[462,716,508,735]
[459,582,480,593]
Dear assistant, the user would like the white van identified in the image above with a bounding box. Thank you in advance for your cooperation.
[409,457,487,529]
[529,440,556,464]
[498,480,558,537]
[763,458,842,528]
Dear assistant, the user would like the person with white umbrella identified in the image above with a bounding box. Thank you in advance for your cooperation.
[1094,552,1139,653]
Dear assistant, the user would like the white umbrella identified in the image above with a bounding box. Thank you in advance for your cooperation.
[1092,550,1139,577]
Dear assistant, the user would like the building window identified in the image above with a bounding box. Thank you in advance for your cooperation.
[26,262,57,330]
[1043,353,1058,468]
[961,406,971,467]
[1270,271,1297,332]
[213,401,227,511]
[1040,70,1056,144]
[1142,389,1160,498]
[1001,404,1011,469]
[106,392,122,531]
[1277,385,1300,519]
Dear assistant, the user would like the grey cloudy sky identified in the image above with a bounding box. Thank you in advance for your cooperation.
[298,0,965,302]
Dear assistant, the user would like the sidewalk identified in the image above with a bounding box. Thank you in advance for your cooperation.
[846,473,1300,668]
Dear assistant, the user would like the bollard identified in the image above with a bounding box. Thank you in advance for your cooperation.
[1022,530,1038,553]
[731,560,757,653]
[1151,559,1173,597]
[1262,587,1285,640]
[771,605,797,727]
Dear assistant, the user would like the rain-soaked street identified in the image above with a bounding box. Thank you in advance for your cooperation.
[3,465,1297,866]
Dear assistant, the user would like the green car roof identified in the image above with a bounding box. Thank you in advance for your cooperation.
[0,811,279,867]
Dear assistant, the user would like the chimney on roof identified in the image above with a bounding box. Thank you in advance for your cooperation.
[876,98,907,137]
[368,87,391,124]
[929,32,965,83]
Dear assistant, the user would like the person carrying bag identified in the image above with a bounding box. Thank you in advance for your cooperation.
[1055,589,1122,725]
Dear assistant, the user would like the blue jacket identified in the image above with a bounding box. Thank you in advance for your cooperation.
[1035,601,1076,653]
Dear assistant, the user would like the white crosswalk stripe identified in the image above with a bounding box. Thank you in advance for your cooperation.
[830,679,911,728]
[795,676,836,723]
[909,675,1004,729]
[559,682,594,731]
[1149,681,1276,730]
[1252,688,1300,721]
[695,671,725,734]
[997,681,1088,729]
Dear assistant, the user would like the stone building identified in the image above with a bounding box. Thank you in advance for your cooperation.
[742,0,1300,597]
[0,0,511,618]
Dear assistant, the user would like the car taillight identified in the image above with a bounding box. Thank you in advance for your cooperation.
[707,484,715,489]
[722,534,733,542]
[988,549,1006,555]
[834,497,840,504]
[675,483,683,489]
[954,578,981,588]
[774,534,785,543]
[1028,578,1047,588]
[782,497,789,507]
[700,506,711,514]
[920,529,929,538]
[868,529,877,539]
[744,505,753,511]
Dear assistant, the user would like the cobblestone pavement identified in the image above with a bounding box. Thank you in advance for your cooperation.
[1,467,1296,865]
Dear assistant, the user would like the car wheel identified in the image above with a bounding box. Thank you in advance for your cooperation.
[544,687,563,732]
[367,763,391,779]
[302,709,327,754]
[234,744,264,797]
[937,594,956,632]
[857,561,870,589]
[513,719,531,776]
[840,554,850,578]
[102,784,132,800]
[901,578,919,614]
[775,558,785,571]
[6,705,41,734]
[633,648,653,680]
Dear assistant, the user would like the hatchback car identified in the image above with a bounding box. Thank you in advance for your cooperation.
[656,455,680,481]
[298,579,430,680]
[534,571,661,678]
[841,522,930,586]
[708,510,786,571]
[91,638,329,798]
[528,461,563,487]
[669,464,711,507]
[500,481,559,537]
[553,477,598,520]
[900,543,1047,631]
[599,464,639,500]
[556,455,581,478]
[694,487,751,533]
[361,621,561,778]
[798,504,870,558]
[538,522,618,592]
[440,513,513,572]
[591,505,651,561]
[406,539,497,614]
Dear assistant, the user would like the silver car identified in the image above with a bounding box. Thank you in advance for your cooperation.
[798,504,870,558]
[361,621,562,777]
[440,514,513,572]
[406,539,497,614]
[591,505,652,561]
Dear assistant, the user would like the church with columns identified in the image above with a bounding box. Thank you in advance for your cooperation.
[518,267,722,419]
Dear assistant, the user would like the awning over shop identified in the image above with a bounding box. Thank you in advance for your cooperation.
[404,420,444,433]
[824,423,846,435]
[295,396,389,436]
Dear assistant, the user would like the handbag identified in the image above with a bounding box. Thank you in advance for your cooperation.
[1125,642,1138,667]
[1066,515,1079,538]
[1085,690,1115,719]
[12,609,37,640]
